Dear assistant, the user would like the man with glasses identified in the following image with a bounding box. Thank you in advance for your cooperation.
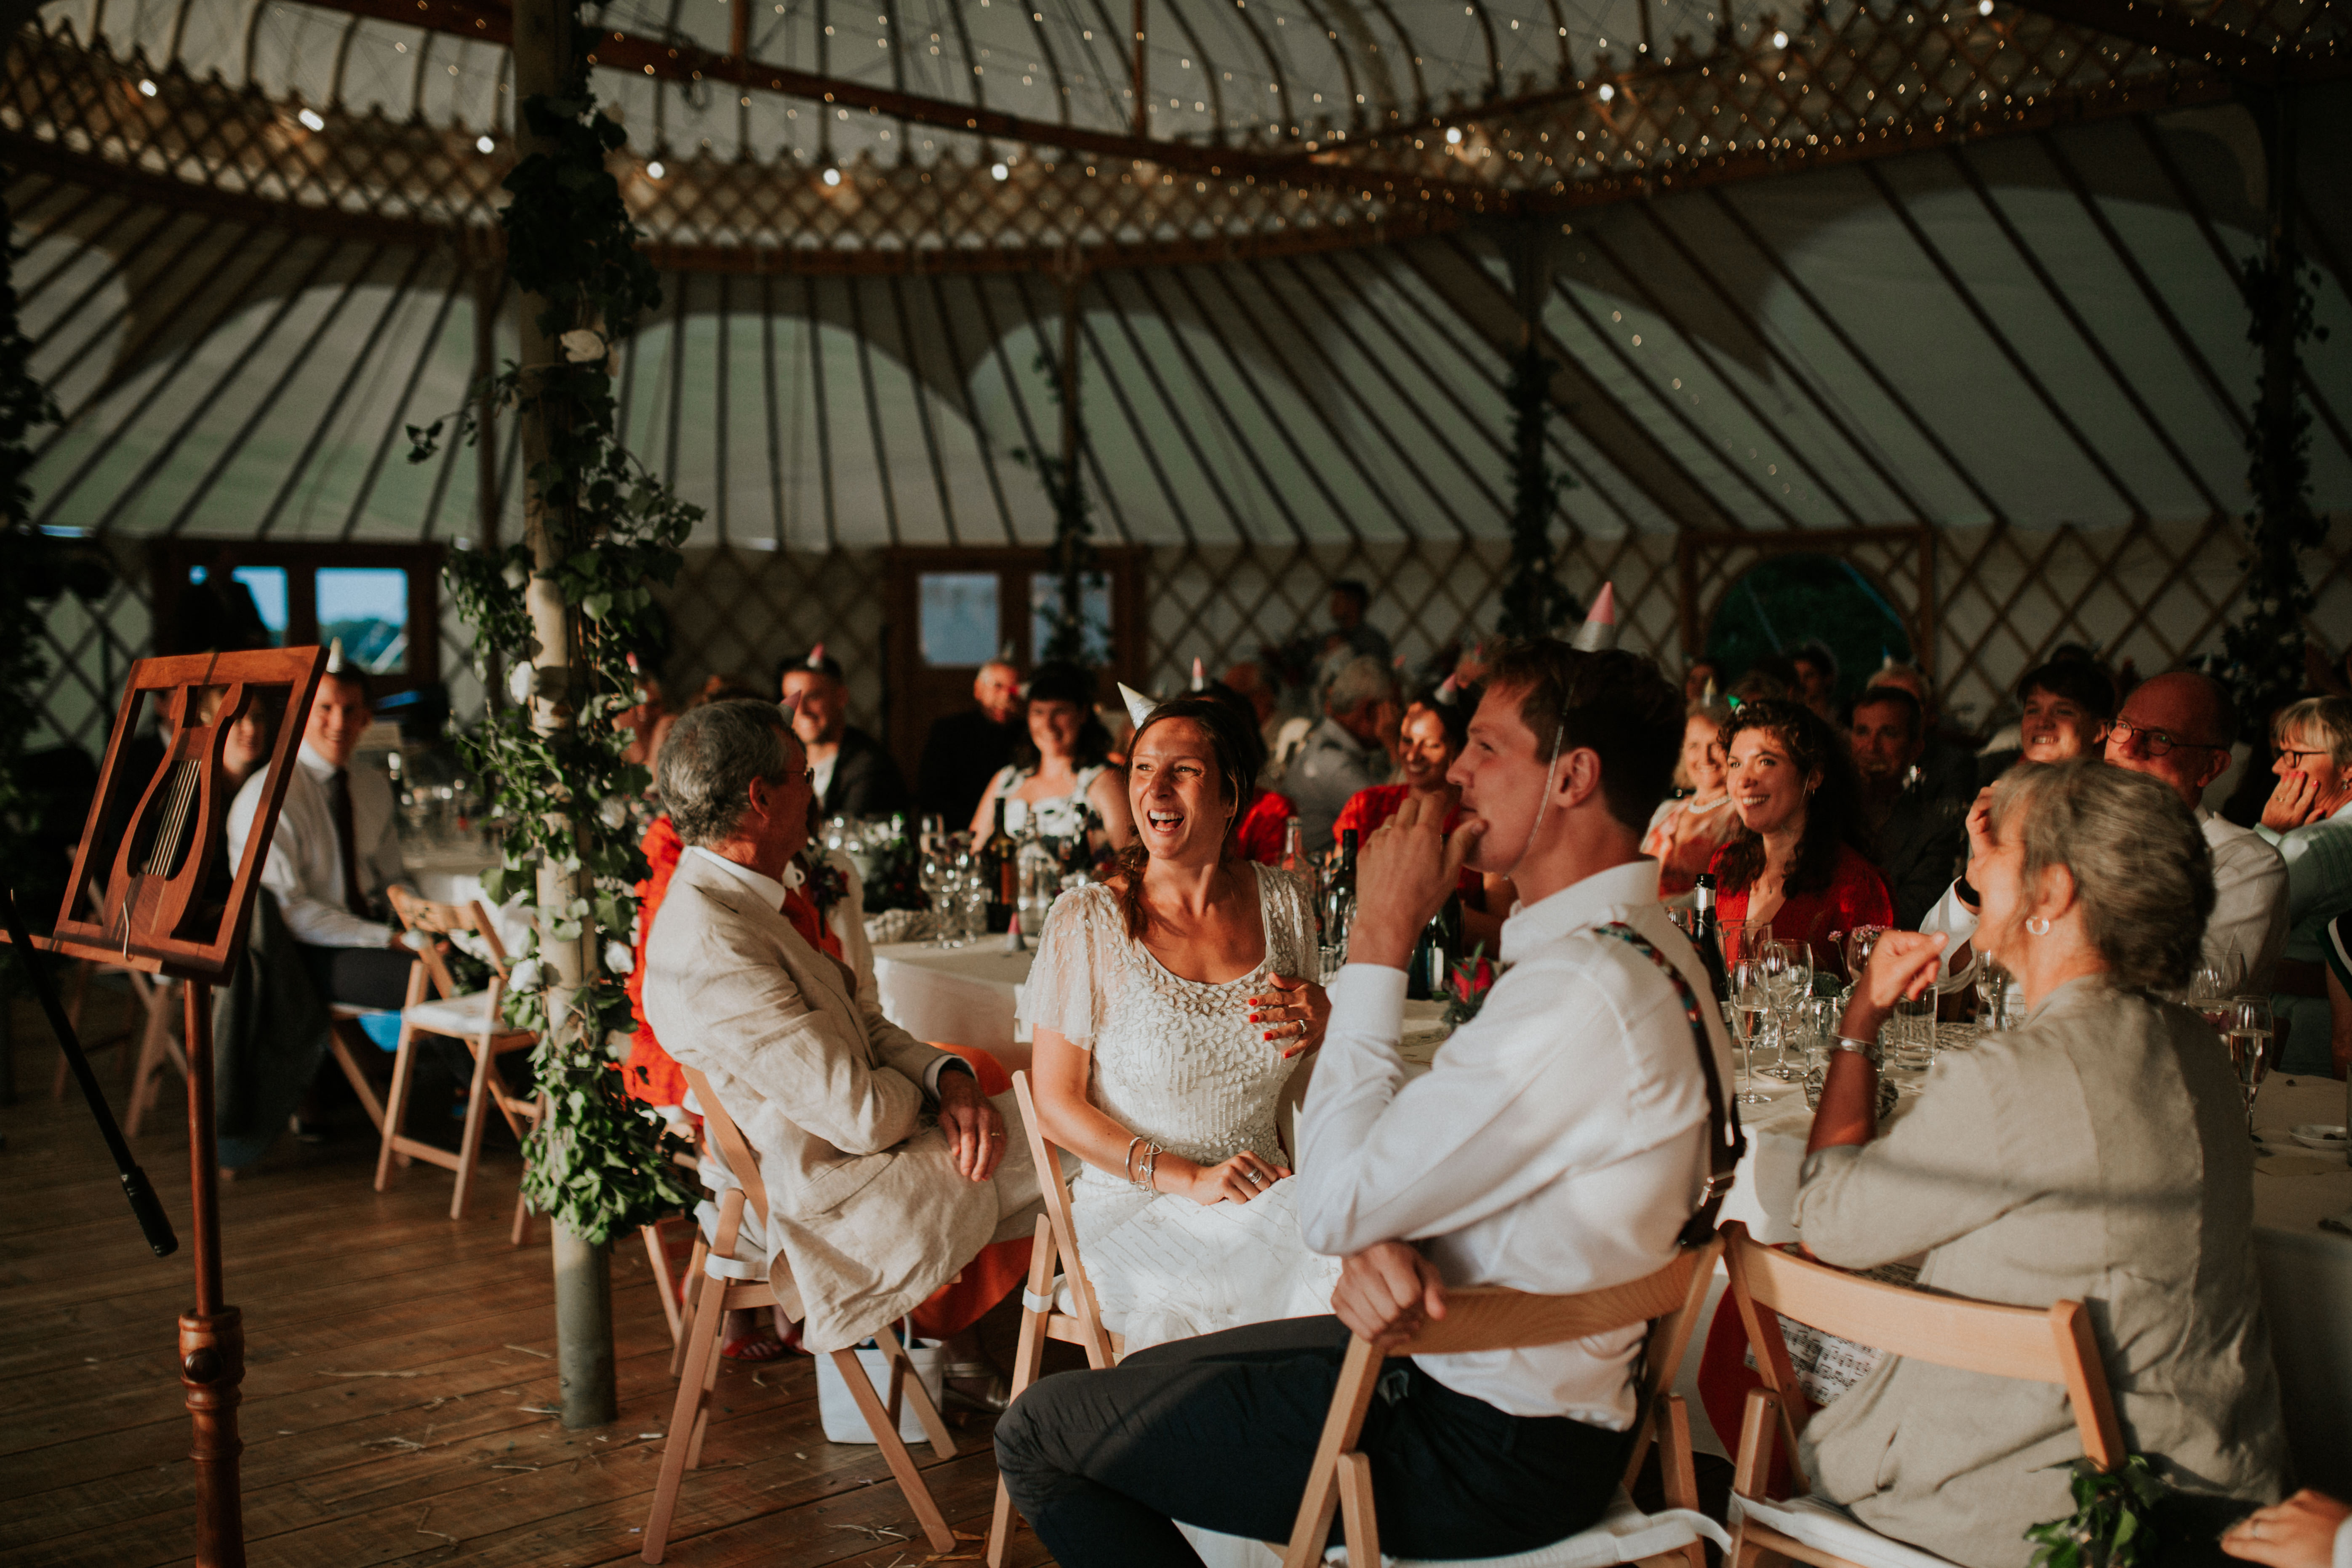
[2101,672,2288,993]
[1917,672,2286,1000]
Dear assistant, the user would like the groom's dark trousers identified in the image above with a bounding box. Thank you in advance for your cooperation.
[993,1315,1632,1568]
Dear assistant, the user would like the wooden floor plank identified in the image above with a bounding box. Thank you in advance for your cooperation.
[0,1004,1065,1568]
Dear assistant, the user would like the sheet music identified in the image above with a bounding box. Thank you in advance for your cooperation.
[1745,1259,1921,1407]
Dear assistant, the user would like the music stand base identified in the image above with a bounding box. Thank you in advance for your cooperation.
[180,1304,246,1568]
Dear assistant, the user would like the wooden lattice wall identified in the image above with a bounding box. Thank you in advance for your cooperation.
[28,518,2346,761]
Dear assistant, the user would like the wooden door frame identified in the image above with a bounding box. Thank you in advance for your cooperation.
[882,545,1147,778]
[1675,525,1936,685]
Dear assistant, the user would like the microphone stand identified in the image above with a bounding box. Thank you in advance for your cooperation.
[2,887,177,1256]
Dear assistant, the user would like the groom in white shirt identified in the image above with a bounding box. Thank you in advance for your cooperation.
[995,640,1735,1566]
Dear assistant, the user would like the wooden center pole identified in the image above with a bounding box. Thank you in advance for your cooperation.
[511,0,617,1431]
[181,978,246,1567]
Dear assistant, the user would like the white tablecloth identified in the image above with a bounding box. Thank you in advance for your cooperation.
[870,940,1038,1071]
[1677,1042,2352,1494]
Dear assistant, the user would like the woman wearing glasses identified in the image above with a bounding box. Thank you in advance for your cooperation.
[2253,696,2352,1073]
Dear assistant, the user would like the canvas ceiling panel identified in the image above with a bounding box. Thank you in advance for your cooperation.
[244,5,363,115]
[1542,275,1808,531]
[17,228,127,419]
[412,35,510,132]
[1669,190,2001,530]
[333,23,440,121]
[1570,205,1917,528]
[798,278,895,547]
[1876,156,2222,525]
[30,261,362,535]
[704,300,784,549]
[1759,166,2133,530]
[658,285,728,546]
[334,283,489,539]
[1266,255,1507,540]
[845,280,963,547]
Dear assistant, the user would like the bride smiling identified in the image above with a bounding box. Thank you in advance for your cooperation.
[1021,692,1340,1349]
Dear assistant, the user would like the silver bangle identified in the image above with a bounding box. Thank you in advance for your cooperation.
[1123,1136,1146,1186]
[1831,1035,1883,1069]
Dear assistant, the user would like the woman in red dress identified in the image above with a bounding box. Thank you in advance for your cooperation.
[1332,681,1512,952]
[1707,698,1892,973]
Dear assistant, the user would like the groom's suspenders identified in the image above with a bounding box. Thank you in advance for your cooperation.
[1596,922,1747,1248]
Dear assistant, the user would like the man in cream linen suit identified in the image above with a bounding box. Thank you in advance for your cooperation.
[643,699,1046,1353]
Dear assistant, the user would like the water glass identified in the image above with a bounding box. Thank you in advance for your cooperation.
[1975,959,2010,1031]
[1884,992,1937,1091]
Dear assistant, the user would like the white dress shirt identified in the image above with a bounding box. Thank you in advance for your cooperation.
[685,845,964,1099]
[1918,808,2288,990]
[226,743,405,948]
[1296,858,1733,1427]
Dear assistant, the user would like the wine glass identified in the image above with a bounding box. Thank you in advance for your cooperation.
[1730,957,1774,1105]
[1756,941,1808,1081]
[918,845,951,947]
[2186,960,2232,1031]
[2225,996,2274,1141]
[1975,958,2011,1031]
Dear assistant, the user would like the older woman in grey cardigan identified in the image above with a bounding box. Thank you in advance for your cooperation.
[1797,759,2285,1568]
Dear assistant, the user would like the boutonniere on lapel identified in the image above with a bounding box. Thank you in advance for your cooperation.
[796,850,850,913]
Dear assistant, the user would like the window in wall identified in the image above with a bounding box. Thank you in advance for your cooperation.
[317,567,411,673]
[919,572,1001,667]
[1704,553,1912,706]
[150,541,442,698]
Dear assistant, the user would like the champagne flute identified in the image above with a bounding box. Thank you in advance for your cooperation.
[1731,957,1774,1105]
[2225,996,2274,1141]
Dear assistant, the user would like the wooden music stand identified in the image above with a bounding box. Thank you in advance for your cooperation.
[11,645,327,1568]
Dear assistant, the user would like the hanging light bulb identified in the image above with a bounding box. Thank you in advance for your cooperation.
[298,107,325,131]
[138,78,158,97]
[477,133,496,153]
[1444,126,1463,145]
[822,165,842,186]
[647,159,666,179]
[991,161,1010,179]
[1771,28,1789,46]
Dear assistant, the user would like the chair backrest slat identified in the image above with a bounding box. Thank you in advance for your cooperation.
[1732,1233,2065,1381]
[679,1064,772,1228]
[1722,1224,2125,1477]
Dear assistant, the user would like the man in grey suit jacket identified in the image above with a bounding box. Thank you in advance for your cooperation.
[643,699,1045,1352]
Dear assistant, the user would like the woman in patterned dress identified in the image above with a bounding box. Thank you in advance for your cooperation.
[1022,694,1339,1350]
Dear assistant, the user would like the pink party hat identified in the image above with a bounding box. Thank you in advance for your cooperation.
[1571,582,1619,651]
[1190,656,1207,691]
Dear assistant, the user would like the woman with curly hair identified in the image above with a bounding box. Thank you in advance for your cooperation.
[1706,697,1892,970]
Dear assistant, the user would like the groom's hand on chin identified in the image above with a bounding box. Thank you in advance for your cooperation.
[1333,1241,1447,1350]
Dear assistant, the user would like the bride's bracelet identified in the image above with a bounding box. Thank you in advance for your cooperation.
[1123,1136,1164,1194]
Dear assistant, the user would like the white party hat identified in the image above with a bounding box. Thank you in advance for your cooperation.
[1117,683,1156,729]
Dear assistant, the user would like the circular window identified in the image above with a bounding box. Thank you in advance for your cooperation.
[1704,554,1914,706]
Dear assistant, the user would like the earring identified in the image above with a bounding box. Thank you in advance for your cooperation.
[2025,916,2050,937]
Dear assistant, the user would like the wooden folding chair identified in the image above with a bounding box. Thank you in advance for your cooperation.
[54,954,187,1139]
[640,1064,959,1563]
[372,888,539,1219]
[1720,1221,2124,1568]
[1278,1235,1728,1568]
[984,1068,1125,1568]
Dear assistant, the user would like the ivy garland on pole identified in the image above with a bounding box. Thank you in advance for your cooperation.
[2217,97,2328,739]
[1498,337,1579,640]
[409,39,698,1245]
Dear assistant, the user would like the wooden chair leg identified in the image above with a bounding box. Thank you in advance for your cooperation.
[874,1318,955,1460]
[126,981,182,1140]
[832,1344,957,1555]
[449,1034,496,1220]
[375,1021,421,1193]
[1281,1337,1383,1568]
[641,1269,731,1563]
[328,1022,389,1134]
[989,1216,1060,1568]
[670,1239,709,1379]
[685,1296,731,1470]
[1336,1453,1379,1568]
[644,1223,684,1346]
[1659,1395,1705,1568]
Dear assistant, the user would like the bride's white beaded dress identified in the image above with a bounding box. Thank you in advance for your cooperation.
[1020,864,1343,1350]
